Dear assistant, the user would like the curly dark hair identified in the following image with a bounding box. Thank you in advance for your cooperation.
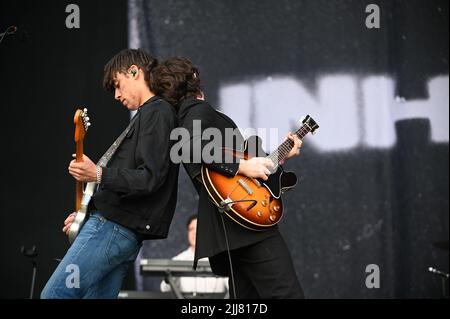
[103,48,158,92]
[150,56,202,110]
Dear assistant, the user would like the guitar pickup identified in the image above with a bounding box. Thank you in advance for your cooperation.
[238,179,253,195]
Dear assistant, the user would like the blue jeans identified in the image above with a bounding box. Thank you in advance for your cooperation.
[41,212,141,299]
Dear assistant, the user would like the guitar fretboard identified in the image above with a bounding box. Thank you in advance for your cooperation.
[267,123,313,165]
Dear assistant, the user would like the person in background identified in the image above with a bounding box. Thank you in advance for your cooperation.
[160,214,228,296]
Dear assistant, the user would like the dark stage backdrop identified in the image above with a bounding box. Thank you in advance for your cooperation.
[0,0,129,298]
[129,0,449,298]
[0,0,448,299]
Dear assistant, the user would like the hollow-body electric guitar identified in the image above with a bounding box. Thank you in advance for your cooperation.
[201,115,319,231]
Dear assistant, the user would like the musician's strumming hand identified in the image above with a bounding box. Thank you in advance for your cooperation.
[285,132,302,160]
[62,212,76,235]
[237,157,274,181]
[68,154,97,182]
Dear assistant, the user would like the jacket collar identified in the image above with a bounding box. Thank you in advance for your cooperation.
[138,95,160,112]
[177,97,204,120]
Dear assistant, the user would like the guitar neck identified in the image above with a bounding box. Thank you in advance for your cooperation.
[75,141,84,212]
[267,124,312,164]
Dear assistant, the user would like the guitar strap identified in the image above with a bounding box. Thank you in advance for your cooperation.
[83,111,140,198]
[97,112,140,168]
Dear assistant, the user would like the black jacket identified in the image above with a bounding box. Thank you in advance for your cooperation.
[178,98,279,275]
[91,96,179,240]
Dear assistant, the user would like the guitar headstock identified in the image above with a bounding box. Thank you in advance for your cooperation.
[301,115,319,134]
[74,108,91,142]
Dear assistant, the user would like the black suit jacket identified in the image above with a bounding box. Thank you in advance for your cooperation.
[92,96,179,240]
[178,98,279,275]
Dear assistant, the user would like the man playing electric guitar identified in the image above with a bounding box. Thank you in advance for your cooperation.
[152,57,306,299]
[41,49,179,299]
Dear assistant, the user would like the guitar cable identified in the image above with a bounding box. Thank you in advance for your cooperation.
[219,199,258,211]
[204,197,238,299]
[215,198,258,299]
[217,210,237,299]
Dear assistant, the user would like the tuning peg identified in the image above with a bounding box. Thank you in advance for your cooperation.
[83,108,88,113]
[86,122,91,127]
[85,116,90,121]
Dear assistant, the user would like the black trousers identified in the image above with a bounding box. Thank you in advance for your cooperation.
[213,234,305,299]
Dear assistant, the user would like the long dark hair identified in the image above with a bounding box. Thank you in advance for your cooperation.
[150,56,202,110]
[102,48,158,92]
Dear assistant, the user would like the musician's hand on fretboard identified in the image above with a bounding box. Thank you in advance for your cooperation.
[69,154,97,182]
[284,132,303,161]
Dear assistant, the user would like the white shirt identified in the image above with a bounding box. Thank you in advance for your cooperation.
[160,247,228,294]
